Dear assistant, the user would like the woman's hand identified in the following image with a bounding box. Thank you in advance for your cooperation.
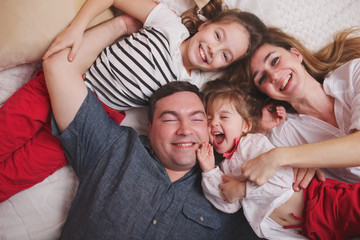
[241,148,282,186]
[197,142,215,173]
[219,175,246,203]
[292,167,325,191]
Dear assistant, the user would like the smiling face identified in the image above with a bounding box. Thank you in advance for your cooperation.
[147,91,209,174]
[181,21,250,73]
[207,99,251,154]
[250,44,306,102]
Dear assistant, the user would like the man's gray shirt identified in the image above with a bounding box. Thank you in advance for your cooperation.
[53,89,260,240]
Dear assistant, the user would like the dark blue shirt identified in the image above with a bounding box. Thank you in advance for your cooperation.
[53,89,260,240]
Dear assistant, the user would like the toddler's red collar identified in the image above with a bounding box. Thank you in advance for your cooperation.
[222,137,240,159]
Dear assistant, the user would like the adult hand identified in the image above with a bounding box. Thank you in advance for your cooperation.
[292,168,325,191]
[241,148,282,186]
[219,175,246,203]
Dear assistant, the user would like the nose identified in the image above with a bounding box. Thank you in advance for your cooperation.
[208,118,219,128]
[268,68,281,84]
[208,43,220,59]
[176,120,194,136]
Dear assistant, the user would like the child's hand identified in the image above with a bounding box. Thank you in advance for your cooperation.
[120,14,143,35]
[259,103,287,132]
[43,25,84,62]
[196,142,215,172]
[219,175,246,203]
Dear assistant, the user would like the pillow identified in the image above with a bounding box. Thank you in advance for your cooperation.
[0,0,114,71]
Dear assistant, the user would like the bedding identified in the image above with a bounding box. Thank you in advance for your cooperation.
[0,0,359,239]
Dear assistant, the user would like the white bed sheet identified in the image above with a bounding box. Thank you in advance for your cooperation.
[0,0,359,239]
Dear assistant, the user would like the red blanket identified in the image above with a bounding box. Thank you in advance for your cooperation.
[0,70,125,202]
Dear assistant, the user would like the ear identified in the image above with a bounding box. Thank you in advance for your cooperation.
[198,20,210,31]
[243,118,253,134]
[147,121,152,137]
[290,48,303,62]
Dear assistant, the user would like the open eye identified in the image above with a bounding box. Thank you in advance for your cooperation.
[215,31,220,40]
[258,74,266,86]
[222,52,228,62]
[271,57,279,66]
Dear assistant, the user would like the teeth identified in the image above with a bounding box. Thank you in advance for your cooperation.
[200,47,206,61]
[214,132,222,136]
[280,74,291,90]
[177,143,193,147]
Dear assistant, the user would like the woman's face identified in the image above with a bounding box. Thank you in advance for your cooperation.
[250,44,305,101]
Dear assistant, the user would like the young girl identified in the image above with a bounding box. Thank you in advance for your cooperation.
[43,0,267,110]
[196,79,360,239]
[0,0,266,201]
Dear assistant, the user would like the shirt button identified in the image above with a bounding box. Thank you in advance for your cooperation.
[153,220,157,225]
[200,216,204,222]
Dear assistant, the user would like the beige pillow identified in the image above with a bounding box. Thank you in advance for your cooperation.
[0,0,114,71]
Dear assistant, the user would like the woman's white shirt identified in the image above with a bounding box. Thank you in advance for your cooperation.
[268,58,360,183]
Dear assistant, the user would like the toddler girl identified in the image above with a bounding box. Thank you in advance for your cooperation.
[197,79,360,239]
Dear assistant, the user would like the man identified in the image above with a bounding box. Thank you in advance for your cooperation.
[43,15,260,240]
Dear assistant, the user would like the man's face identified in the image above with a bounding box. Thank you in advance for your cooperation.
[148,91,209,176]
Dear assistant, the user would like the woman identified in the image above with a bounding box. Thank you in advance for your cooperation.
[235,27,360,187]
[217,27,360,239]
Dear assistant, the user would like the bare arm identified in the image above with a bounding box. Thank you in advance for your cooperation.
[241,130,360,186]
[43,0,156,60]
[43,16,130,133]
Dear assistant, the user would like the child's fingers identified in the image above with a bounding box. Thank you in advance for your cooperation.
[43,43,66,60]
[221,174,233,183]
[68,43,80,62]
[207,143,213,155]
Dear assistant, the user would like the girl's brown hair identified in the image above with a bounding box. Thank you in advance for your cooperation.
[202,79,264,132]
[181,0,267,77]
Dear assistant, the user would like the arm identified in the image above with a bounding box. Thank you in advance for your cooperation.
[219,175,246,203]
[43,15,133,132]
[197,143,242,213]
[241,130,360,186]
[43,0,156,60]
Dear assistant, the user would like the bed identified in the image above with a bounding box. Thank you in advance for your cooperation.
[0,0,359,239]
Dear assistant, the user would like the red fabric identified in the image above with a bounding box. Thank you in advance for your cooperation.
[222,137,240,159]
[0,70,125,202]
[302,178,360,240]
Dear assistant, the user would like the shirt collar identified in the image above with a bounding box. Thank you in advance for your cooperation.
[222,137,240,159]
